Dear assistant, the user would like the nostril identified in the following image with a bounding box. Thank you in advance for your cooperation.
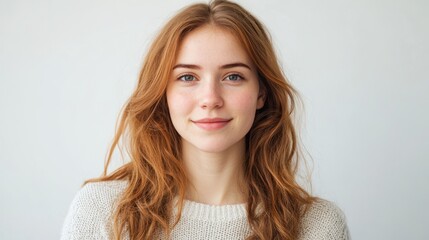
[200,95,224,109]
[198,85,223,109]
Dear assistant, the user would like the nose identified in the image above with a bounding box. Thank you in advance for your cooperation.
[199,80,224,109]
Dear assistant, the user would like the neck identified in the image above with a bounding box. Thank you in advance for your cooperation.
[182,140,247,205]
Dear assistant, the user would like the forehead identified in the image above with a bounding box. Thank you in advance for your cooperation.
[175,25,252,66]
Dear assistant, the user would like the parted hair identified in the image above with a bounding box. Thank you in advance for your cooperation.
[87,0,316,239]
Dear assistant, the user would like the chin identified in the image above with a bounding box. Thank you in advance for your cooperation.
[193,143,233,153]
[186,138,245,154]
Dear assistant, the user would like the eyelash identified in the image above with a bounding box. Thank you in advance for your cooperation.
[224,73,244,81]
[177,73,244,82]
[177,74,196,82]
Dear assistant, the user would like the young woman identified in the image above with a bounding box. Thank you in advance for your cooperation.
[61,0,350,239]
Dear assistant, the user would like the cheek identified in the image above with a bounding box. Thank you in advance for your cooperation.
[230,91,260,113]
[166,91,191,118]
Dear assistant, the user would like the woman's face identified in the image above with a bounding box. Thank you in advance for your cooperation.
[166,25,264,154]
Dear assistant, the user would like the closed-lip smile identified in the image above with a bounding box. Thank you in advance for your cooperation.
[192,118,232,130]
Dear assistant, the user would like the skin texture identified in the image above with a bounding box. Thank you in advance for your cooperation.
[166,25,265,205]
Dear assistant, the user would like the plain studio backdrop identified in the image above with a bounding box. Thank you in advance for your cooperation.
[1,0,428,239]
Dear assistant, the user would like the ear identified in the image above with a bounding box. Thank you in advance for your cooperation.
[256,87,266,110]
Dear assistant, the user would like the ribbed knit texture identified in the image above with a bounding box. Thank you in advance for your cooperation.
[61,180,350,239]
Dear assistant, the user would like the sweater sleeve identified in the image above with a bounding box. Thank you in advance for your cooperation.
[299,199,351,240]
[60,181,126,240]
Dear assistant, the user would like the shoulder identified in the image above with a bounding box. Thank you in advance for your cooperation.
[61,180,128,240]
[299,199,351,240]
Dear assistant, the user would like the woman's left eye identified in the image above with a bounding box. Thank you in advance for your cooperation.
[224,74,243,81]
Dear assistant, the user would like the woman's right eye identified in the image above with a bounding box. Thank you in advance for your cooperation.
[178,74,196,82]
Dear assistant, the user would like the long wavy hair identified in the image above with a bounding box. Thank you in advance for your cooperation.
[87,0,316,239]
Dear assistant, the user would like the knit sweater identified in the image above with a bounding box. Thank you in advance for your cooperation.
[61,180,350,239]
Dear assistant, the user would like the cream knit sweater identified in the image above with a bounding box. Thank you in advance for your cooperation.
[61,180,350,239]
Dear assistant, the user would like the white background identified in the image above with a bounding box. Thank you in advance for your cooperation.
[1,0,428,239]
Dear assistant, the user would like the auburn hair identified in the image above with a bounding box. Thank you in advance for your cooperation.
[87,0,317,239]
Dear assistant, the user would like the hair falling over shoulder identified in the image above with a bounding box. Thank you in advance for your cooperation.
[86,0,317,239]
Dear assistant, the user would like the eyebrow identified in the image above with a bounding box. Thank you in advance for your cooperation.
[172,62,251,70]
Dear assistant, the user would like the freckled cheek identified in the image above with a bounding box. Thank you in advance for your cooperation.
[167,92,194,119]
[228,93,259,134]
[230,92,259,112]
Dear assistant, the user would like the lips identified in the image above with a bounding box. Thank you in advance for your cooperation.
[192,118,232,130]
